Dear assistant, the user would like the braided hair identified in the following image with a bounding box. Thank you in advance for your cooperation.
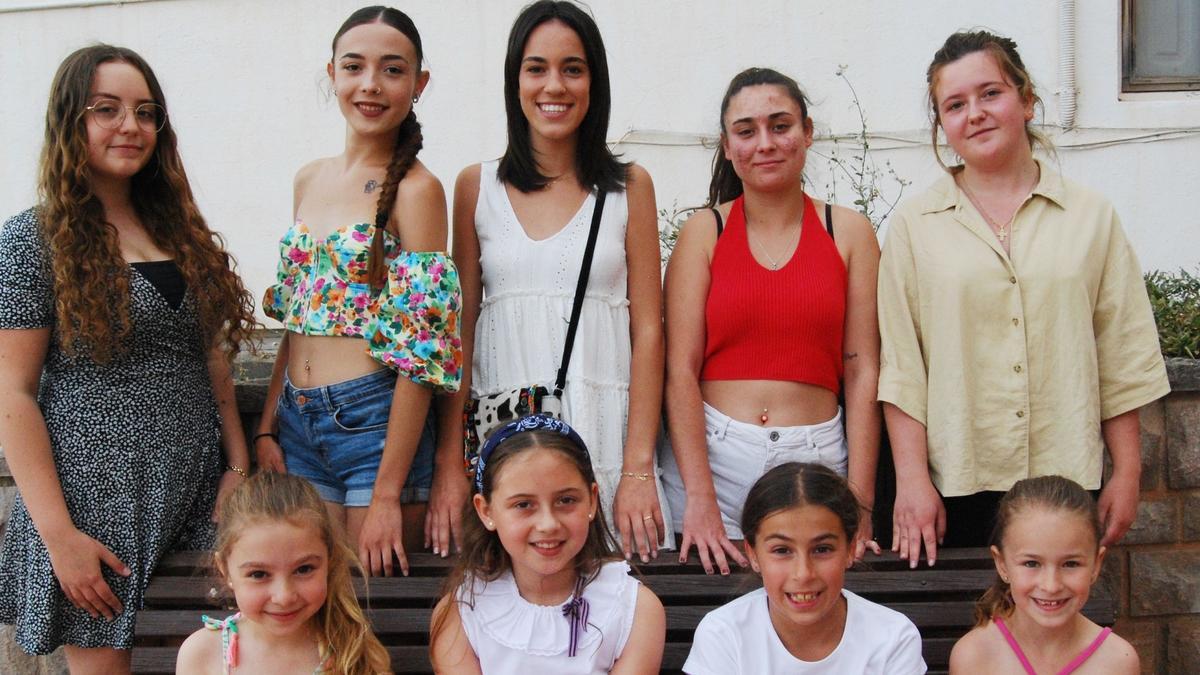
[331,6,426,290]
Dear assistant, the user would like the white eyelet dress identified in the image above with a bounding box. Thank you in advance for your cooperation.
[457,560,640,673]
[472,161,673,548]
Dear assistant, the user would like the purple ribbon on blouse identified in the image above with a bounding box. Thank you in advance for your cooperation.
[561,577,590,657]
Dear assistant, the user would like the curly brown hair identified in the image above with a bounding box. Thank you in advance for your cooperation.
[37,44,256,362]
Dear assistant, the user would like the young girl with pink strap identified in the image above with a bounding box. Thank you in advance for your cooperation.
[949,476,1139,674]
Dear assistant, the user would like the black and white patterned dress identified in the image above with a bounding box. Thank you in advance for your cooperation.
[0,208,222,654]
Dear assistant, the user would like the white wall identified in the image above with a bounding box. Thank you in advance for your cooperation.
[2,0,1198,317]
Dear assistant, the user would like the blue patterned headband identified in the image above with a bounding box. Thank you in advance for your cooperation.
[474,414,589,494]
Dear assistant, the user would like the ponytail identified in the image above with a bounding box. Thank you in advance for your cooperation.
[369,110,423,291]
[706,150,743,208]
[973,578,1015,627]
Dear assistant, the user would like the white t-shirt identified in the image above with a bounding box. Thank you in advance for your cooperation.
[684,588,927,675]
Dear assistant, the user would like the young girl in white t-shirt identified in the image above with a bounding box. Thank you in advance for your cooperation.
[684,462,926,674]
[429,414,665,673]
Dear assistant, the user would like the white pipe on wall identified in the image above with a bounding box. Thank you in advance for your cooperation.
[1057,0,1077,129]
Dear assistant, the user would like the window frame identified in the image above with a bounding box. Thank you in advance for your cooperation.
[1122,0,1200,93]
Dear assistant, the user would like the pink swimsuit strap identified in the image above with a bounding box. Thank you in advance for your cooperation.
[994,616,1112,675]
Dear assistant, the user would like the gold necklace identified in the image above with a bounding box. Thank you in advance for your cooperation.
[746,217,801,271]
[956,168,1039,244]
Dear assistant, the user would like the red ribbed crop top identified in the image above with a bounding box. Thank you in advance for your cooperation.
[700,195,847,393]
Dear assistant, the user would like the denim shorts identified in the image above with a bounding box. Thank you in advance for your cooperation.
[661,402,847,540]
[277,368,436,507]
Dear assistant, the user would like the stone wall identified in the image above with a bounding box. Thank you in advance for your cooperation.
[1113,358,1200,675]
[0,350,1196,673]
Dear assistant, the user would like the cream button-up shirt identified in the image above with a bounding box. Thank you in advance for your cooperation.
[877,162,1170,496]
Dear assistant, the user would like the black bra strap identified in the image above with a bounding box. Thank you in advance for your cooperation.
[712,208,724,238]
[825,202,834,241]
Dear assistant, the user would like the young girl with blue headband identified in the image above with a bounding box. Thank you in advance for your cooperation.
[430,414,665,673]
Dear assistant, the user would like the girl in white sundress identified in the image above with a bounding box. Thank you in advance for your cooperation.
[437,0,674,559]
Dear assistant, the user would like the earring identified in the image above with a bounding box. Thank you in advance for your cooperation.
[588,512,594,521]
[486,520,495,530]
[412,96,419,104]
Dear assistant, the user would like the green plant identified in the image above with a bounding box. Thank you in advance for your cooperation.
[1145,268,1200,359]
[815,65,910,231]
[658,202,692,267]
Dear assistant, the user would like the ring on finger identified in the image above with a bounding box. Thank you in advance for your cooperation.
[642,515,654,521]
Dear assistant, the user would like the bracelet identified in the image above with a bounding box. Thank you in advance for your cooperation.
[252,432,279,444]
[620,471,653,481]
[226,465,249,478]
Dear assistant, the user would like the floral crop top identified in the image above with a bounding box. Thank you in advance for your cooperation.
[262,220,462,392]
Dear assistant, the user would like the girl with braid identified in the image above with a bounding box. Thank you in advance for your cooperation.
[256,5,462,578]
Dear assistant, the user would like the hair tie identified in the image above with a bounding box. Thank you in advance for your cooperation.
[474,413,589,493]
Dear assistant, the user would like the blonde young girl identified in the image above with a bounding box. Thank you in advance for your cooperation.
[950,476,1139,674]
[176,472,390,675]
[684,463,924,674]
[255,5,462,578]
[430,414,665,674]
[0,45,255,672]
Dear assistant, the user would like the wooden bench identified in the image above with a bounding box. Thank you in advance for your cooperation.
[131,547,1114,674]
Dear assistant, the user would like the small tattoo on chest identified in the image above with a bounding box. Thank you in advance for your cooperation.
[364,179,379,194]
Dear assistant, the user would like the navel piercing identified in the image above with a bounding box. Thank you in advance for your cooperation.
[760,408,769,424]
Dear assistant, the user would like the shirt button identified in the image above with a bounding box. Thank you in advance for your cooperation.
[1014,364,1023,373]
[769,431,780,442]
[1012,318,1020,326]
[1009,276,1017,284]
[1016,410,1025,418]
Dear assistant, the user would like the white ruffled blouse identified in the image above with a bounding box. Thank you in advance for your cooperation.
[457,560,640,673]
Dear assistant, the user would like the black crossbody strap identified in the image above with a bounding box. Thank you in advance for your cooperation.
[554,191,607,396]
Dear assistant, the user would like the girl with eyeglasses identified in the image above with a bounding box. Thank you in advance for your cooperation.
[0,45,256,672]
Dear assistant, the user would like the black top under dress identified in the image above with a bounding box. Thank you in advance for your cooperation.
[0,208,222,654]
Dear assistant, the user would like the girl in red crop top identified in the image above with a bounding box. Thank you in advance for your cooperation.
[661,67,882,575]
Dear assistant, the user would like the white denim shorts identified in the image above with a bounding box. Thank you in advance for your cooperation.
[661,402,848,540]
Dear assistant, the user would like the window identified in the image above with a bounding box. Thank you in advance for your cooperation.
[1122,0,1200,92]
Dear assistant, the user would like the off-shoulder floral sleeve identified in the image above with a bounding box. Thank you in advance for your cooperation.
[261,224,311,324]
[367,251,463,392]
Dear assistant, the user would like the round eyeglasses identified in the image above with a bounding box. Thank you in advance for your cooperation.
[83,99,167,132]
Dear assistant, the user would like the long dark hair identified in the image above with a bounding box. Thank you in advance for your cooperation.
[975,475,1101,627]
[498,0,627,193]
[37,44,256,362]
[926,30,1051,172]
[741,462,860,547]
[706,67,811,207]
[430,428,620,652]
[331,6,425,290]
